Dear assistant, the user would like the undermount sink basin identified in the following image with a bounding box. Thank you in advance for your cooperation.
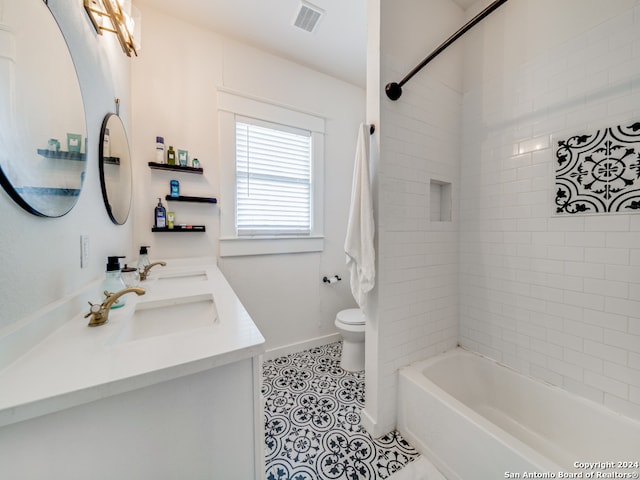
[110,293,218,344]
[155,270,208,283]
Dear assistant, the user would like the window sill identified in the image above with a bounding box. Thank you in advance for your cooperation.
[219,236,324,257]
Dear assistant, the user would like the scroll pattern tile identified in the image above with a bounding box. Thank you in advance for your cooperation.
[555,121,640,214]
[263,342,420,480]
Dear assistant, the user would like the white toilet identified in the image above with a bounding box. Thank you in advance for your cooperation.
[335,308,366,372]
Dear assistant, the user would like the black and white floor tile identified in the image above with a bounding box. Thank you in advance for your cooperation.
[263,342,420,480]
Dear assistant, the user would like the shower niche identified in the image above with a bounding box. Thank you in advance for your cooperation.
[430,179,452,222]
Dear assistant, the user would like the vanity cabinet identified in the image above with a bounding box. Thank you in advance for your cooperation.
[0,261,265,480]
[0,358,263,479]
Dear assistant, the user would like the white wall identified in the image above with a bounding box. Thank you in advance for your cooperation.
[364,0,463,436]
[1,0,363,356]
[460,0,640,421]
[131,6,365,352]
[0,0,133,330]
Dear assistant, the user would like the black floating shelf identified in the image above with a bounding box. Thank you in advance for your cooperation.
[148,162,203,174]
[16,186,81,197]
[152,225,206,232]
[37,149,86,161]
[165,195,217,204]
[104,156,121,165]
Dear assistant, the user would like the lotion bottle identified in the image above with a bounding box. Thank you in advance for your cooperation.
[154,198,166,228]
[155,136,165,164]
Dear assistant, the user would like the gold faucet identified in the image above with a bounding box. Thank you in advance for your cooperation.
[85,287,145,327]
[139,261,167,281]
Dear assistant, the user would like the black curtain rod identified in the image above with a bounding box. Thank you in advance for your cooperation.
[385,0,509,101]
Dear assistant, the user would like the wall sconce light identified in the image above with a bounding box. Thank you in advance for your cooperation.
[84,0,140,57]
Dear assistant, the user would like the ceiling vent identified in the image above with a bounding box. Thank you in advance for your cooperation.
[293,2,324,33]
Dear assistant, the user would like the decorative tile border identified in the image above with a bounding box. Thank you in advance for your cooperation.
[555,121,640,214]
[263,342,420,480]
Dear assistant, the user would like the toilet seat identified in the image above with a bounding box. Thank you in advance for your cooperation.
[336,308,365,326]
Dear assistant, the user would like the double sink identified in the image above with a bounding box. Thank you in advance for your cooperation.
[110,267,217,345]
[0,258,265,429]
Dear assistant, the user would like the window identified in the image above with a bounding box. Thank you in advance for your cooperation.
[235,118,312,236]
[218,90,324,257]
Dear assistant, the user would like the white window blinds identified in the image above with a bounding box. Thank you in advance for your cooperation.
[235,118,313,236]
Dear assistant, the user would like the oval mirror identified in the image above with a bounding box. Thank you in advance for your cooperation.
[0,0,87,217]
[99,113,132,225]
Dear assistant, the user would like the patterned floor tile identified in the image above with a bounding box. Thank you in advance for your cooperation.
[263,342,420,480]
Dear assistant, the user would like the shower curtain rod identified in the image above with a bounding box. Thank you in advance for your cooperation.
[385,0,509,101]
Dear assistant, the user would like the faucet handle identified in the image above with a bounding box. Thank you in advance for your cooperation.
[85,301,107,327]
[84,301,102,318]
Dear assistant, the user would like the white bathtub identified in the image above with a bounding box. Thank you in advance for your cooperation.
[397,348,640,480]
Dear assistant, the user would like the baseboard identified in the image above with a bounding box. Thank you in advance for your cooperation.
[360,407,376,436]
[360,407,396,439]
[263,333,341,361]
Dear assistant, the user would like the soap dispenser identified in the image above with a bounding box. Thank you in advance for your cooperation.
[103,256,127,309]
[137,245,151,273]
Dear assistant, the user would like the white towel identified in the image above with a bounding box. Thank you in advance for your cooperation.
[345,123,375,308]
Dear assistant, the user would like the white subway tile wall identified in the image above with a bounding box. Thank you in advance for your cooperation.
[373,0,640,434]
[374,0,464,428]
[460,1,640,420]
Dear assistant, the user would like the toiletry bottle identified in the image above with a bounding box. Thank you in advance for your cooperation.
[103,128,111,159]
[154,198,166,228]
[170,179,179,197]
[167,145,176,165]
[137,245,151,273]
[103,256,127,309]
[121,264,140,288]
[155,136,165,164]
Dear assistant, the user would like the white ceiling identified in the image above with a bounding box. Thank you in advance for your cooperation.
[135,0,476,89]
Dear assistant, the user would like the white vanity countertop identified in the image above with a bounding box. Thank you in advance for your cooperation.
[0,259,265,428]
